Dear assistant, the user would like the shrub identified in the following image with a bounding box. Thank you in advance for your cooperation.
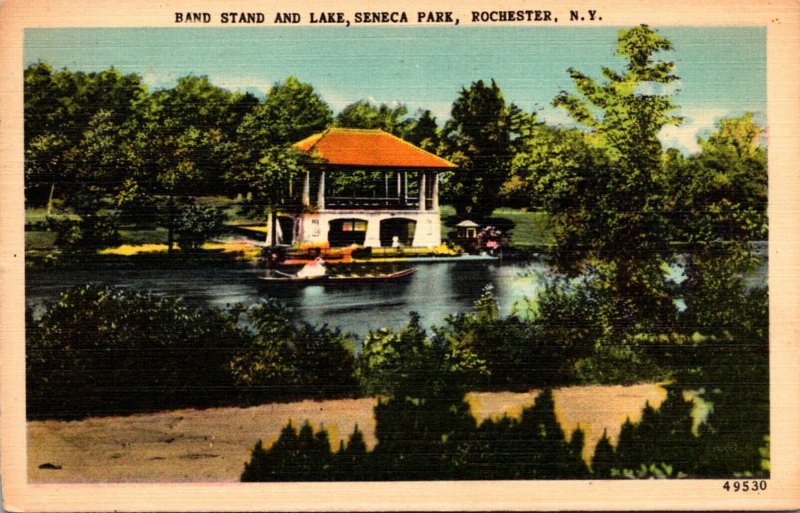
[174,199,226,252]
[47,188,122,254]
[241,423,368,482]
[27,288,361,418]
[240,388,592,481]
[26,284,244,418]
[356,313,446,398]
[230,299,360,402]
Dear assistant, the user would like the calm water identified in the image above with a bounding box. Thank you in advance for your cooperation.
[25,261,551,338]
[26,253,767,340]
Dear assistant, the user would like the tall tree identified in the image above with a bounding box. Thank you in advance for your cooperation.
[546,24,680,260]
[517,25,682,332]
[404,109,441,152]
[136,75,252,195]
[441,79,514,216]
[256,76,333,145]
[24,63,146,206]
[223,77,330,233]
[335,100,412,136]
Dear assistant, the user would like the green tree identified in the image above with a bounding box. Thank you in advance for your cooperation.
[403,109,441,152]
[515,25,683,342]
[292,323,360,398]
[591,430,616,478]
[336,100,412,136]
[227,300,298,396]
[257,76,333,145]
[356,313,444,398]
[241,422,335,481]
[441,79,515,216]
[174,199,227,252]
[548,23,679,265]
[135,75,247,196]
[24,63,146,206]
[130,77,247,249]
[69,109,142,192]
[223,76,329,228]
[24,132,72,211]
[229,299,360,402]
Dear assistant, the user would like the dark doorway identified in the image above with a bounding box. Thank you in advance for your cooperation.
[328,218,368,247]
[380,218,416,247]
[276,216,294,245]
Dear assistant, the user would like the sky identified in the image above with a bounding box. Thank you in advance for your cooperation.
[24,26,765,153]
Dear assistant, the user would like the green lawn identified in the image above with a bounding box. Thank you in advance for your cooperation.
[440,205,553,249]
[491,208,554,249]
[25,230,57,251]
[27,201,553,253]
[119,227,169,245]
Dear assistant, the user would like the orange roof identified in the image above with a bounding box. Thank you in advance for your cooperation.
[293,128,456,169]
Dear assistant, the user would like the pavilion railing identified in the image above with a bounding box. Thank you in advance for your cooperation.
[324,197,421,209]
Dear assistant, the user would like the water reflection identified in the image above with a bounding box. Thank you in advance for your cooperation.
[25,255,766,339]
[26,261,549,338]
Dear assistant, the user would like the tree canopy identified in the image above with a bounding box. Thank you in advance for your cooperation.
[441,79,517,216]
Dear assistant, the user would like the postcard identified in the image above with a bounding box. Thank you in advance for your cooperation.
[1,0,799,510]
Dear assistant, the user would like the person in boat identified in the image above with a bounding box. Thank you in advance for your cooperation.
[296,257,326,278]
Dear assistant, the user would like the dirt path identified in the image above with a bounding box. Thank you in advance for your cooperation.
[28,398,378,482]
[28,384,669,482]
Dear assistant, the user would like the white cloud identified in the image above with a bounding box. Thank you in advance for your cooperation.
[659,107,731,154]
[139,70,273,96]
[406,101,452,123]
[538,107,576,127]
[205,73,273,96]
[140,70,179,90]
[316,88,356,113]
[634,80,683,97]
[538,105,765,155]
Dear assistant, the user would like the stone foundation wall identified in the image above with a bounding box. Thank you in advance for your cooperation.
[295,210,441,248]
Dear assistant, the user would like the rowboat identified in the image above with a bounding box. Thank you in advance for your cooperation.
[258,268,417,284]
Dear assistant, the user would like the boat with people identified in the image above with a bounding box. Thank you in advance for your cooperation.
[258,257,417,284]
[259,267,417,284]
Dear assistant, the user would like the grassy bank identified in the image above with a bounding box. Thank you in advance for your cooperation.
[28,202,553,259]
[440,205,554,250]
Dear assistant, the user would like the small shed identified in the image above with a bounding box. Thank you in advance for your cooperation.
[456,220,480,239]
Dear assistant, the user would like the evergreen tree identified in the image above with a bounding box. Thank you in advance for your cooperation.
[441,79,515,216]
[591,430,615,478]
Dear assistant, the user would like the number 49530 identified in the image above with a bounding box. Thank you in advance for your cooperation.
[723,480,767,492]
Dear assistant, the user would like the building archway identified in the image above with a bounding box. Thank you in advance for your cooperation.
[380,218,416,247]
[276,216,295,245]
[328,218,368,247]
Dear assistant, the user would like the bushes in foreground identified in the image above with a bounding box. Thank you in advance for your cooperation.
[241,387,769,481]
[242,389,589,481]
[26,286,359,419]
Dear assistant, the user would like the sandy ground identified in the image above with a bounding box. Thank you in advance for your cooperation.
[28,398,379,483]
[28,383,669,482]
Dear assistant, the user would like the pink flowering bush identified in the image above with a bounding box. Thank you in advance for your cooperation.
[476,225,507,254]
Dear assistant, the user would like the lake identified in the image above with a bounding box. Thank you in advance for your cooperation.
[25,251,767,340]
[25,260,552,338]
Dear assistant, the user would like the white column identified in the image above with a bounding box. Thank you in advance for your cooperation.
[363,215,382,247]
[396,172,401,200]
[432,171,439,211]
[316,170,326,210]
[418,171,426,211]
[302,170,310,207]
